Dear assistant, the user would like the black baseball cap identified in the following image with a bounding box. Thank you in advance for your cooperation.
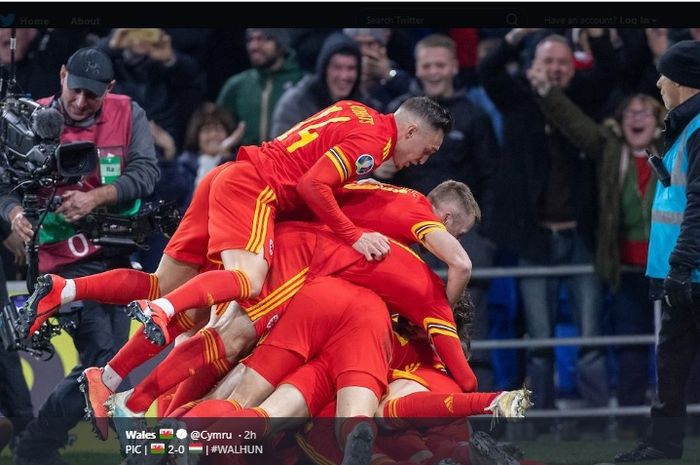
[65,47,114,95]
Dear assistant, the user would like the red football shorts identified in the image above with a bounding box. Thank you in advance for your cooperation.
[164,160,277,267]
[244,277,392,392]
[281,354,335,417]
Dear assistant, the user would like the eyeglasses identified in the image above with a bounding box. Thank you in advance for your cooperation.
[623,109,655,119]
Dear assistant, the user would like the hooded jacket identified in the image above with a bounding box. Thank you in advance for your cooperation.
[271,32,376,137]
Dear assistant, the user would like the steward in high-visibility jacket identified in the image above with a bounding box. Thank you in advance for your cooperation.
[647,108,700,295]
[618,40,700,463]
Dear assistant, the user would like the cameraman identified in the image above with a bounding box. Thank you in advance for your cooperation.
[0,220,34,454]
[0,47,158,465]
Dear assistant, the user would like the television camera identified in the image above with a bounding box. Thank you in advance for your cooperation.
[0,31,180,356]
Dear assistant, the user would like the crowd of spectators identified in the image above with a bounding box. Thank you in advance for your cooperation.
[3,26,700,440]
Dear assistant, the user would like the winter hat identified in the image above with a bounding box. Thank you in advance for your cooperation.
[657,40,700,89]
[247,28,291,51]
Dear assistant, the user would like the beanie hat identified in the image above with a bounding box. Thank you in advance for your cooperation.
[657,40,700,90]
[247,28,291,51]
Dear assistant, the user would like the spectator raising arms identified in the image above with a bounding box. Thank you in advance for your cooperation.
[533,72,665,434]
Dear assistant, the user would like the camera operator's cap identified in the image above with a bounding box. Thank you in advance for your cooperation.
[658,40,700,90]
[65,47,114,96]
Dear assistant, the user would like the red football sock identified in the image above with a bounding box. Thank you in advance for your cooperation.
[180,399,243,433]
[338,416,377,451]
[74,269,160,304]
[156,387,176,419]
[183,399,243,419]
[108,312,196,378]
[126,327,226,413]
[166,357,233,416]
[168,400,202,418]
[163,269,252,316]
[370,454,396,465]
[431,334,478,392]
[382,392,499,429]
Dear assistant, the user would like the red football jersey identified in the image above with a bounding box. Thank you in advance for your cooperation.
[311,228,477,391]
[319,235,458,339]
[238,100,396,211]
[390,326,443,372]
[239,222,318,326]
[280,182,447,246]
[335,183,446,246]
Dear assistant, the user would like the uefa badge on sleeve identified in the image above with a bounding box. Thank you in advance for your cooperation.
[355,154,375,175]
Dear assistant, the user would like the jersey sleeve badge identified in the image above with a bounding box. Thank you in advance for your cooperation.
[355,154,376,175]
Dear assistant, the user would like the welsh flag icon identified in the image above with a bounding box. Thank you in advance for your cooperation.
[150,443,165,455]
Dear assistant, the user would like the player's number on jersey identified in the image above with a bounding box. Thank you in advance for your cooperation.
[278,105,350,153]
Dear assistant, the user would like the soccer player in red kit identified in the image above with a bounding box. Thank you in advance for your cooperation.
[295,179,479,307]
[181,276,394,465]
[102,218,477,416]
[210,312,530,465]
[79,181,478,439]
[83,223,319,440]
[183,312,529,465]
[101,223,475,426]
[130,179,480,342]
[20,97,452,345]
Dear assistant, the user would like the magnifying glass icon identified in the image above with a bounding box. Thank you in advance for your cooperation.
[505,13,519,26]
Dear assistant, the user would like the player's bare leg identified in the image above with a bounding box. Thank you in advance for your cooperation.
[127,249,268,345]
[196,383,309,446]
[375,379,428,427]
[254,384,310,433]
[227,365,275,408]
[219,249,269,297]
[208,301,258,358]
[154,255,200,295]
[204,361,246,401]
[19,254,197,338]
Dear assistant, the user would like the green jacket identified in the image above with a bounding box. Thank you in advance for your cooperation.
[537,88,661,289]
[217,51,305,146]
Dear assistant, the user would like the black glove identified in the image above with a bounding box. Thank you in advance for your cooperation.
[663,266,693,308]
